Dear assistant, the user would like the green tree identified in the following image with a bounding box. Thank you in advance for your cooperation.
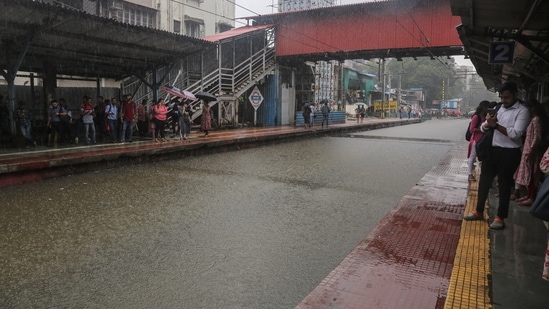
[385,57,458,107]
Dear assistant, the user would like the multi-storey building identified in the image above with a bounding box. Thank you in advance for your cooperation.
[48,0,234,37]
[278,0,337,12]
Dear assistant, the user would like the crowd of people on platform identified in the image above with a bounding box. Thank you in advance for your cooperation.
[47,94,142,146]
[465,82,549,227]
[463,81,549,280]
[0,93,212,148]
[302,101,332,128]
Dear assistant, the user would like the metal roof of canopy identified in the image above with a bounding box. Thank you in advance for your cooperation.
[450,0,549,91]
[0,0,216,80]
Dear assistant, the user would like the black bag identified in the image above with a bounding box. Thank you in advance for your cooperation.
[529,178,549,221]
[466,115,481,141]
[474,103,502,161]
[475,128,494,162]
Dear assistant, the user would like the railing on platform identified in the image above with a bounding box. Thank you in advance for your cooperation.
[121,36,276,130]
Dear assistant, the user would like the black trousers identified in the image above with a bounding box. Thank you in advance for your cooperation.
[154,118,166,138]
[475,146,522,219]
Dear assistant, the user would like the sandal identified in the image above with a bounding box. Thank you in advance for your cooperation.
[510,189,522,201]
[518,199,533,207]
[515,196,528,203]
[468,174,476,182]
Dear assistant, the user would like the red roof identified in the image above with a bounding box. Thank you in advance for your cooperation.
[202,24,275,42]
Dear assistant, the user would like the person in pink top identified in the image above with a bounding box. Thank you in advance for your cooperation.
[153,98,168,142]
[467,101,490,181]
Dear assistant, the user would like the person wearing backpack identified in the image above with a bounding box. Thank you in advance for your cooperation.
[170,99,181,138]
[467,100,490,181]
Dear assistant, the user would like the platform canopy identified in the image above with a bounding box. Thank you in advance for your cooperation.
[450,0,549,90]
[0,0,216,80]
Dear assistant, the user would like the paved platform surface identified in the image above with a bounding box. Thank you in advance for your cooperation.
[296,135,549,309]
[1,117,548,308]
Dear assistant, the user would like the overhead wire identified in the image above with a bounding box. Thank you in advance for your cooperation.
[169,0,249,27]
[226,0,263,19]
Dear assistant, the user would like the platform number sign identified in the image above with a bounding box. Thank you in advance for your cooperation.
[249,86,264,110]
[489,41,515,64]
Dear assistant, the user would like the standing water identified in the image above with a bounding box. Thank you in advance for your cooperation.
[0,119,467,308]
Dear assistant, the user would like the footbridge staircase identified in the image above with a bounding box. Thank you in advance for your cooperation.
[122,26,276,129]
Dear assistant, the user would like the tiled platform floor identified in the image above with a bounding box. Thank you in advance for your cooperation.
[296,141,549,308]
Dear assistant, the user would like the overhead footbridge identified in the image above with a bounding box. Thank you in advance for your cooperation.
[243,0,465,65]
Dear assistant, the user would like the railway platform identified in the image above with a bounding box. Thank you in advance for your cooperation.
[1,117,548,308]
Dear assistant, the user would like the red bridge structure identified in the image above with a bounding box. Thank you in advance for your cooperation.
[244,0,464,64]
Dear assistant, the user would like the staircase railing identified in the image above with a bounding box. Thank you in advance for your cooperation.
[187,46,275,121]
[123,40,276,126]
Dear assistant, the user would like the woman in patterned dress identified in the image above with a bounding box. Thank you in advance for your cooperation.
[538,145,549,281]
[514,99,549,206]
[201,102,211,137]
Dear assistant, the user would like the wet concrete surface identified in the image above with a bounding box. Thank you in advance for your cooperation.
[489,193,549,309]
[0,119,460,308]
[297,128,468,309]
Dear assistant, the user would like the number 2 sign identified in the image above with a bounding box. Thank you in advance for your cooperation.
[489,41,515,64]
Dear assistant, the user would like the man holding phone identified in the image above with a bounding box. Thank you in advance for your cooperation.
[464,81,530,229]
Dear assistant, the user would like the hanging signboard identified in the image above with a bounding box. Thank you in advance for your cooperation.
[489,41,515,64]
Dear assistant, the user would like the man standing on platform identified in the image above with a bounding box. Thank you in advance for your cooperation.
[321,102,331,128]
[137,99,148,139]
[81,97,96,145]
[105,98,118,143]
[48,99,67,147]
[95,96,106,142]
[120,94,137,143]
[463,81,530,229]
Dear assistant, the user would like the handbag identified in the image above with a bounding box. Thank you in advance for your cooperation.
[529,178,549,221]
[465,122,472,141]
[475,128,494,161]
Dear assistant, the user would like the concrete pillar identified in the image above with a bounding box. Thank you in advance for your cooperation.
[42,61,57,116]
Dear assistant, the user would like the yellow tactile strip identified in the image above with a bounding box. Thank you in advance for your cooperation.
[444,176,492,309]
